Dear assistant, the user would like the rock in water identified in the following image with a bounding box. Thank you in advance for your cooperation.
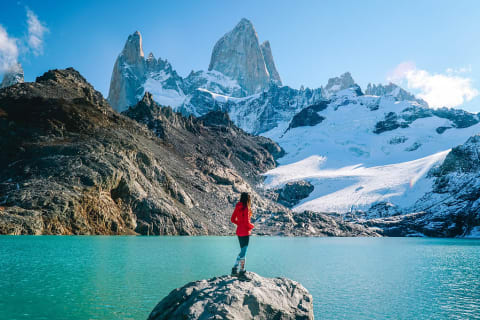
[208,18,276,95]
[147,272,314,320]
[1,63,24,88]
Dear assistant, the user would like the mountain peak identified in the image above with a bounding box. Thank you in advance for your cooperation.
[365,82,428,106]
[208,19,280,94]
[322,72,358,98]
[237,17,254,28]
[260,41,282,86]
[0,62,24,89]
[122,31,144,61]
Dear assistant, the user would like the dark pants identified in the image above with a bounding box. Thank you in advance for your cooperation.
[234,235,250,269]
[238,235,250,249]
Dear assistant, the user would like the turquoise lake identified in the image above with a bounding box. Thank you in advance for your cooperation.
[1,236,479,319]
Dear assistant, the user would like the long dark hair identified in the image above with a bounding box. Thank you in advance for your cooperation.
[240,192,252,217]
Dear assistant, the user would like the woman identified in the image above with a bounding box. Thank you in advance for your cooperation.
[230,192,255,277]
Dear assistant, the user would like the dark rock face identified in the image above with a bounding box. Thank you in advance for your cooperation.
[287,101,328,131]
[273,181,314,207]
[373,112,409,134]
[436,126,451,134]
[0,69,279,235]
[432,108,479,128]
[373,105,479,135]
[148,272,314,320]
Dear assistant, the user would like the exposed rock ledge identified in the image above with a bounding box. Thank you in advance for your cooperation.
[148,272,314,320]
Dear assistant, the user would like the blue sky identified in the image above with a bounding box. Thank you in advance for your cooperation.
[1,0,480,111]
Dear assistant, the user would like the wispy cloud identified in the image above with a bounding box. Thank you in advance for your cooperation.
[26,8,48,56]
[388,62,479,108]
[0,25,18,73]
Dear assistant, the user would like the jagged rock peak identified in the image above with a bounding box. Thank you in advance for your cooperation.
[322,72,358,98]
[36,67,88,84]
[261,40,282,86]
[199,110,234,127]
[108,31,147,112]
[1,63,24,89]
[208,18,277,95]
[140,91,155,106]
[123,31,144,61]
[366,82,428,106]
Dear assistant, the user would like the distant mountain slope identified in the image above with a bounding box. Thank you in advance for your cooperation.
[262,87,480,218]
[1,63,24,88]
[365,135,480,237]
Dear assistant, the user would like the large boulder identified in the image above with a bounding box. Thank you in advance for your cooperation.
[148,272,314,320]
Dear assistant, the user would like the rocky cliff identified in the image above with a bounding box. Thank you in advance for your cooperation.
[208,18,281,95]
[148,272,314,320]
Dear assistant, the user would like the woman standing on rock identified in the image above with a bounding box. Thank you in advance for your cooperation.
[230,192,255,277]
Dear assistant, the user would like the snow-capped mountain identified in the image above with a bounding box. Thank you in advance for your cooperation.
[1,63,24,88]
[262,86,480,219]
[108,19,322,134]
[107,18,480,237]
[108,31,185,110]
[365,82,427,107]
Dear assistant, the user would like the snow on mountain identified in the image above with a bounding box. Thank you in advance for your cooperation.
[106,20,480,235]
[262,88,480,215]
[366,82,428,106]
[1,63,24,88]
[364,134,480,237]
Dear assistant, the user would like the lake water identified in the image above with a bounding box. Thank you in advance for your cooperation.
[1,236,479,320]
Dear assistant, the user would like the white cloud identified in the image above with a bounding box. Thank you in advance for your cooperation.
[26,8,48,56]
[0,25,18,73]
[388,62,479,108]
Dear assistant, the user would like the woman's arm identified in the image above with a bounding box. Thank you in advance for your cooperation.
[230,205,239,225]
[243,208,254,230]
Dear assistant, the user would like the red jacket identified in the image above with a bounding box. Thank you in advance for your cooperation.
[230,202,254,236]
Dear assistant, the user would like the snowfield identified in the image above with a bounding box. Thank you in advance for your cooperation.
[264,151,449,213]
[262,89,480,214]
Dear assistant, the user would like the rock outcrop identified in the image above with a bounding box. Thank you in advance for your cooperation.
[208,18,281,95]
[260,40,282,86]
[322,72,358,98]
[1,63,24,88]
[286,101,329,131]
[365,82,427,106]
[273,180,314,208]
[148,272,314,320]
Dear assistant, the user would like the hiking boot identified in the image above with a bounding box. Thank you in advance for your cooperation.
[237,270,250,281]
[231,267,238,276]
